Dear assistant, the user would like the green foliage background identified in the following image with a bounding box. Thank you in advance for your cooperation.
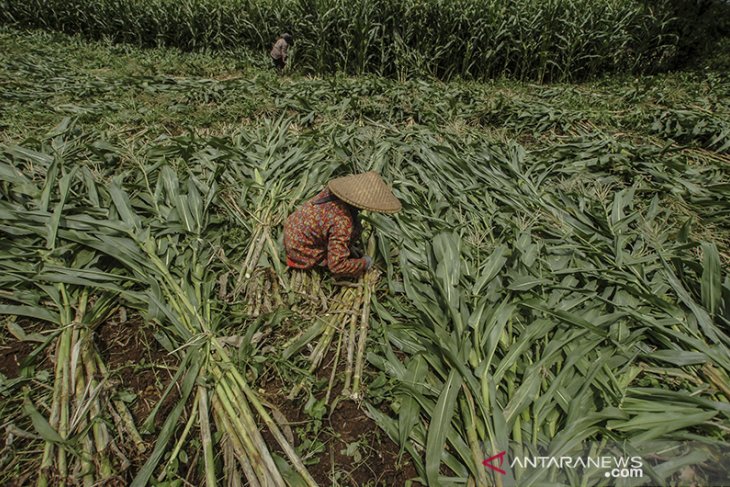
[3,0,727,81]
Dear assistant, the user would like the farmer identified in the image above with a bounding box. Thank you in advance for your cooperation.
[284,172,401,278]
[270,33,293,72]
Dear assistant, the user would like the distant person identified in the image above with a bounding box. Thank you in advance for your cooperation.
[270,33,293,73]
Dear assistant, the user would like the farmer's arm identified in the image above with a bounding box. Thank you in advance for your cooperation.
[327,216,367,277]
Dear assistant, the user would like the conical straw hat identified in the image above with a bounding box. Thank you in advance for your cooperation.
[328,171,401,213]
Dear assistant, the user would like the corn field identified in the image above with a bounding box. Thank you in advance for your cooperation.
[1,24,730,487]
[0,0,689,81]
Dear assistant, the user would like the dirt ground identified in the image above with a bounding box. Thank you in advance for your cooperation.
[94,311,183,482]
[98,316,420,485]
[269,389,418,485]
[2,309,418,486]
[0,338,34,378]
[96,312,179,429]
[261,349,419,486]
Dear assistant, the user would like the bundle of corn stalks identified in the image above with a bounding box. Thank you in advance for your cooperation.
[17,287,145,487]
[287,269,329,312]
[218,120,338,317]
[225,178,287,301]
[284,236,380,402]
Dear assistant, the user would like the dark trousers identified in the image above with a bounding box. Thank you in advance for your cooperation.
[272,58,285,72]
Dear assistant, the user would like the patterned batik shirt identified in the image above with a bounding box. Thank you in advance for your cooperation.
[283,188,366,278]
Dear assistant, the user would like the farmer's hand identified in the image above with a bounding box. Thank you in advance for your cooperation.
[363,255,373,270]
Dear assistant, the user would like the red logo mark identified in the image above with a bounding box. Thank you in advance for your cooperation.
[483,451,507,475]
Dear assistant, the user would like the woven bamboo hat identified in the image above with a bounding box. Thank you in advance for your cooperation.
[328,171,401,213]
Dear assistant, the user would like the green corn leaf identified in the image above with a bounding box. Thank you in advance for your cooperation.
[647,350,708,366]
[282,319,327,359]
[0,305,59,324]
[472,244,508,295]
[425,369,462,486]
[187,177,203,233]
[39,158,58,213]
[398,355,426,452]
[521,298,607,337]
[109,177,140,231]
[701,242,722,314]
[508,275,551,292]
[23,398,64,444]
[661,257,721,344]
[46,166,77,249]
[7,321,46,343]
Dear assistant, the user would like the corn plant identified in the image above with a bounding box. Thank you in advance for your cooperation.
[0,0,686,81]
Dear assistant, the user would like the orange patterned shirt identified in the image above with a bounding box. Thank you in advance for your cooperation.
[284,189,367,278]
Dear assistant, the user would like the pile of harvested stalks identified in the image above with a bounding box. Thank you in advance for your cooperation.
[284,236,380,402]
[38,288,143,487]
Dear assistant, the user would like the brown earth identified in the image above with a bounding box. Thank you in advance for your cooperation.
[0,338,35,378]
[260,351,419,486]
[95,311,179,430]
[0,320,47,378]
[325,398,417,486]
[94,311,193,482]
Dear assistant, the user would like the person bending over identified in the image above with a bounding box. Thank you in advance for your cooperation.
[271,33,293,72]
[284,172,401,278]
